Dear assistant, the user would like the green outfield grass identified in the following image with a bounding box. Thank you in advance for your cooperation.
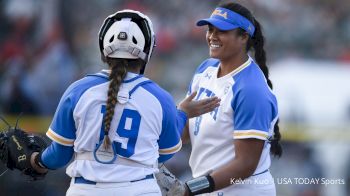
[0,115,52,134]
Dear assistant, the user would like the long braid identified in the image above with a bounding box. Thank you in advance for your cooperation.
[103,58,128,149]
[220,2,283,157]
[251,19,273,89]
[251,18,282,157]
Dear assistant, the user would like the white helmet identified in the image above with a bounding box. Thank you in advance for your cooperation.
[98,9,155,71]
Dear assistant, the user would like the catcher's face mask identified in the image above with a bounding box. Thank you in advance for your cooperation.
[98,9,156,74]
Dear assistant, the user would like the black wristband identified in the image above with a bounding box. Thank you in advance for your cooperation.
[206,174,215,191]
[185,174,215,195]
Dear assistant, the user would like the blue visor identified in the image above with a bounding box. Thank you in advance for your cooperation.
[197,7,255,37]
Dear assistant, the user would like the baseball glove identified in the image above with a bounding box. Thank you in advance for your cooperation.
[155,164,186,196]
[0,127,49,180]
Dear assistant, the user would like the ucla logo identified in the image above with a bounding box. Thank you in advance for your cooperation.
[211,9,228,19]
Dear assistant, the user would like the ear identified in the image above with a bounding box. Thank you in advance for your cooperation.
[240,32,249,44]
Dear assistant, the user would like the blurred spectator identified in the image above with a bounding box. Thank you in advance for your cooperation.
[2,0,350,114]
[0,1,349,195]
[0,0,79,115]
[22,21,79,114]
[0,0,39,114]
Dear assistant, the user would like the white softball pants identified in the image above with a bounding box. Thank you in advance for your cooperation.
[66,177,161,196]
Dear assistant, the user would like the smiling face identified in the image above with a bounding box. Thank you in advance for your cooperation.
[206,25,248,62]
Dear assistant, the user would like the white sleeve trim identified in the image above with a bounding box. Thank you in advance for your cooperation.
[159,140,182,155]
[46,128,74,146]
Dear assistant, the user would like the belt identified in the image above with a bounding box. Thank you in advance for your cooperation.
[74,174,154,185]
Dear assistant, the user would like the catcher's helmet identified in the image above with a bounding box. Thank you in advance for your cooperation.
[98,9,155,73]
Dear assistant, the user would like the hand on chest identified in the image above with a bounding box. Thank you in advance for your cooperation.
[195,80,234,121]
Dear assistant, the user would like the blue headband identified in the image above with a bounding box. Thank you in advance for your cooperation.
[197,7,255,37]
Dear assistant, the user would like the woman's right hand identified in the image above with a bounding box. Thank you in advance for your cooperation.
[30,152,48,174]
[178,91,221,118]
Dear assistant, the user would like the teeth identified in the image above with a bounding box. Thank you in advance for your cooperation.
[210,44,221,48]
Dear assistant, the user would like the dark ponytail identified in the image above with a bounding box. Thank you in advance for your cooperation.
[220,2,282,157]
[251,19,282,157]
[251,19,273,89]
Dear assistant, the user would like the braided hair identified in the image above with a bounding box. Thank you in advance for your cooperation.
[98,10,155,150]
[219,2,283,157]
[101,55,143,149]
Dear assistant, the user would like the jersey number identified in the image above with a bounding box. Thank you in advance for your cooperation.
[100,105,141,158]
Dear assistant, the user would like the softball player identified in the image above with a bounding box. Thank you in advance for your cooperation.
[28,9,219,196]
[183,2,282,195]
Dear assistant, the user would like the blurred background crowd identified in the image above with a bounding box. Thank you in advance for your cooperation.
[0,0,349,195]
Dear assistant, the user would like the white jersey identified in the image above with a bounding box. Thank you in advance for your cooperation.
[188,57,278,178]
[46,71,183,182]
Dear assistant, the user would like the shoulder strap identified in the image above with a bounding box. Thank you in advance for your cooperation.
[121,76,151,97]
[116,76,151,104]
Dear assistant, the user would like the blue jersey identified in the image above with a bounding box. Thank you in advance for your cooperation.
[43,70,186,182]
[187,57,278,178]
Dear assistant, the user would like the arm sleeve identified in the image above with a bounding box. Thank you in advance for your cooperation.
[176,109,188,135]
[231,85,276,140]
[158,109,187,163]
[40,141,74,169]
[46,92,76,146]
[157,96,187,163]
